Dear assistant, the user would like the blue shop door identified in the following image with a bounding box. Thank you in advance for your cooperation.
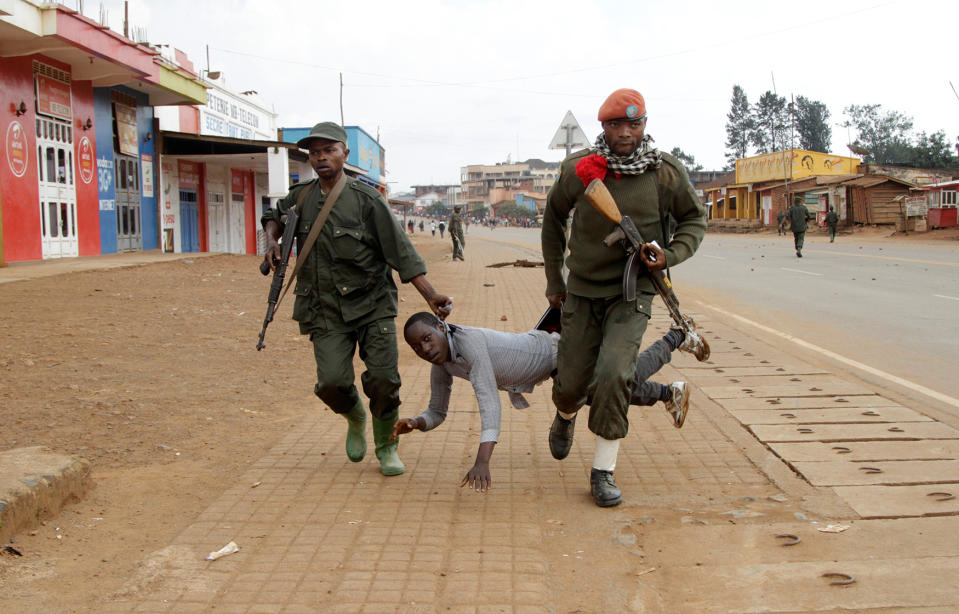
[179,189,199,252]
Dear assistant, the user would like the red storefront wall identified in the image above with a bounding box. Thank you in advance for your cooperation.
[0,55,100,262]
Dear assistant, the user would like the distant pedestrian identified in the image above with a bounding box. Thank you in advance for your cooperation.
[431,221,436,237]
[825,206,839,243]
[785,197,809,258]
[776,209,786,236]
[449,206,465,261]
[438,221,446,238]
[419,220,424,233]
[408,219,415,234]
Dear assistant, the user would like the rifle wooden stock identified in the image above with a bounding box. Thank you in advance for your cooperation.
[584,179,624,225]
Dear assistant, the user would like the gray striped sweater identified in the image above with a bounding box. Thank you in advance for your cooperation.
[414,325,558,443]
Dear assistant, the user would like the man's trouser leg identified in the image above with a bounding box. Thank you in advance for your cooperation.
[357,318,404,475]
[629,339,672,406]
[553,294,650,441]
[311,328,366,462]
[794,231,805,252]
[829,226,836,242]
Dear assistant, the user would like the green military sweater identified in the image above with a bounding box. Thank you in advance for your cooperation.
[786,204,809,232]
[261,177,426,333]
[541,150,706,298]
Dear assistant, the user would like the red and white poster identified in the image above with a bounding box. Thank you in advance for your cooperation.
[36,74,73,121]
[140,153,154,197]
[77,136,94,184]
[6,120,28,178]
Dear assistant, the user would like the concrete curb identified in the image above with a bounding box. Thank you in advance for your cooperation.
[0,446,91,543]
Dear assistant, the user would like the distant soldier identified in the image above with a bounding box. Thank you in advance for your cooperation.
[776,209,786,236]
[825,206,839,243]
[785,196,809,258]
[449,206,466,261]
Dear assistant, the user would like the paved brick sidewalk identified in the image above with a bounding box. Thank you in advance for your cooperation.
[96,235,839,613]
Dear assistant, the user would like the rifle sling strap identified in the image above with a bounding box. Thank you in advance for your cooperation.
[276,173,348,308]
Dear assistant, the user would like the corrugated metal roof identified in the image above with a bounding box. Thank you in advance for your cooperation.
[841,175,915,188]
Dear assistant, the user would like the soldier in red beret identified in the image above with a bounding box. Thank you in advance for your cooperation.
[541,89,708,507]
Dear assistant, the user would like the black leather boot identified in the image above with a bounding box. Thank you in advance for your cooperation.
[590,468,623,507]
[548,411,576,460]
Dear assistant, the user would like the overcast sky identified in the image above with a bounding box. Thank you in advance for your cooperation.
[93,0,958,192]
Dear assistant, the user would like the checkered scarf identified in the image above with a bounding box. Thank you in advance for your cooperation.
[594,132,663,175]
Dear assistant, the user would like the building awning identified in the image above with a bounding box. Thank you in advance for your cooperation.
[160,130,295,156]
[841,175,915,189]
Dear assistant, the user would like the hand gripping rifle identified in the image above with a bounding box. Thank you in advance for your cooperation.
[583,178,708,359]
[256,208,299,351]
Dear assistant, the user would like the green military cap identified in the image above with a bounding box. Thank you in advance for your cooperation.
[296,122,348,148]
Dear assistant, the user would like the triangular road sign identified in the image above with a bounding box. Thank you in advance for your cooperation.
[548,110,590,151]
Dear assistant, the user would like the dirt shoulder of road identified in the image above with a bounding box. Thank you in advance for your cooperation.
[0,238,450,612]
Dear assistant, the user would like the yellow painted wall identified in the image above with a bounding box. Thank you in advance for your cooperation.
[736,149,860,184]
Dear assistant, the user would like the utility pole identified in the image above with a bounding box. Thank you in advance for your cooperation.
[339,73,344,127]
[123,0,129,38]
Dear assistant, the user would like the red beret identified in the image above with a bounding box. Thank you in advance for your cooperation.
[598,89,646,122]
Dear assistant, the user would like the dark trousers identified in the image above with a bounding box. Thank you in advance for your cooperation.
[309,318,400,418]
[552,293,651,440]
[629,339,672,405]
[793,231,805,252]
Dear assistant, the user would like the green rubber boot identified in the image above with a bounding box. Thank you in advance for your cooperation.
[343,399,367,462]
[372,412,405,476]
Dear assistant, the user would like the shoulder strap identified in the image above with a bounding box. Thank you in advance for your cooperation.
[276,173,349,308]
[651,168,672,280]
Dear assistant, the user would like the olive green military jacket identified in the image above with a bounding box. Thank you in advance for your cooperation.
[541,150,706,298]
[786,204,809,232]
[261,177,426,333]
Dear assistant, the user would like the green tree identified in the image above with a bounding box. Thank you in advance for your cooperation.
[425,201,449,218]
[794,96,832,153]
[842,104,914,164]
[496,204,537,220]
[749,91,790,154]
[669,147,704,171]
[724,85,752,168]
[470,205,489,219]
[908,130,958,168]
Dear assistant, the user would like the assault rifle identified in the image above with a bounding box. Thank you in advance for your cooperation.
[583,178,709,360]
[256,208,299,351]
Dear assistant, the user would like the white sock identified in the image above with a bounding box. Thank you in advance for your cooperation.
[592,436,620,472]
[558,410,577,421]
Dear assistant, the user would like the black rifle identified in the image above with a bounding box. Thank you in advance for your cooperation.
[256,208,299,350]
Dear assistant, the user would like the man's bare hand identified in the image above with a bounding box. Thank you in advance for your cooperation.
[546,292,566,309]
[640,242,667,272]
[429,293,453,321]
[390,417,420,441]
[460,462,491,493]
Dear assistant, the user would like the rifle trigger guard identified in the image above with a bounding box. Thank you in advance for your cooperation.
[622,250,640,302]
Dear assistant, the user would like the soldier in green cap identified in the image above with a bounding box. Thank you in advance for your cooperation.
[261,121,452,476]
[785,195,809,257]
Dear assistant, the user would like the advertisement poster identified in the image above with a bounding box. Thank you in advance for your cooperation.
[77,136,94,184]
[114,103,138,156]
[141,153,154,197]
[6,120,28,177]
[36,74,72,121]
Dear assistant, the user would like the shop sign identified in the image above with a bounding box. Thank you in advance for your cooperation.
[115,103,138,156]
[6,120,28,177]
[77,136,94,184]
[141,153,154,198]
[36,74,73,121]
[905,196,928,217]
[178,160,200,190]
